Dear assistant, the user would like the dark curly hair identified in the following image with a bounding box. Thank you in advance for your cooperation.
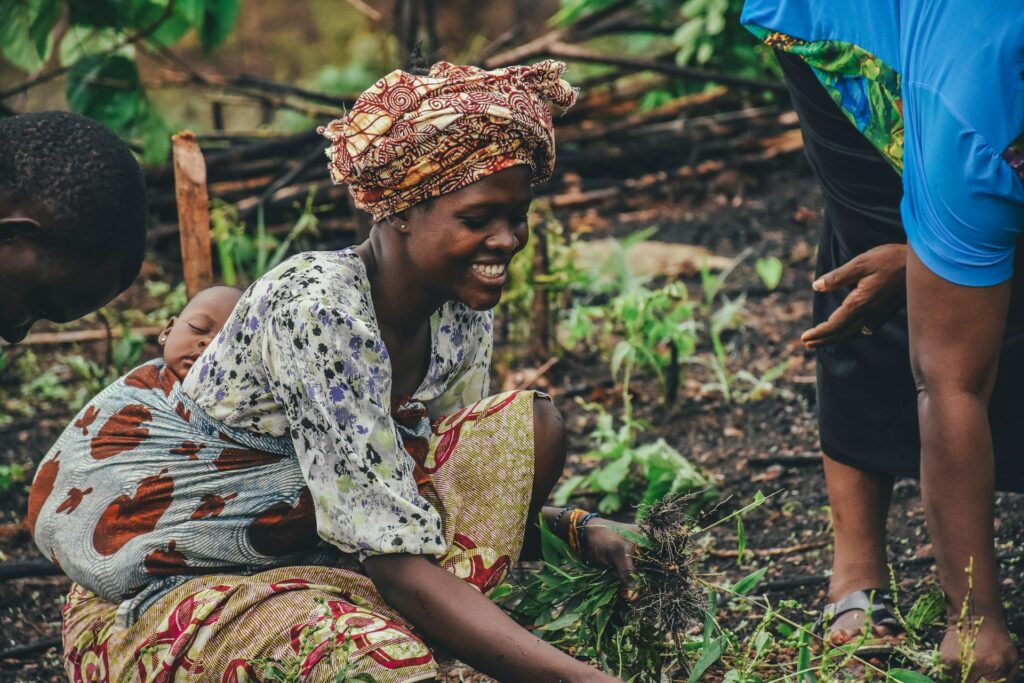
[0,111,148,291]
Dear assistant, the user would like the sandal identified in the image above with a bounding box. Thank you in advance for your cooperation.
[817,589,904,655]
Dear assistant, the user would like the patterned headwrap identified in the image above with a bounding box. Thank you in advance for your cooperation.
[319,59,577,221]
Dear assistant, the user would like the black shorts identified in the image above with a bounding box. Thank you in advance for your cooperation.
[777,50,1024,491]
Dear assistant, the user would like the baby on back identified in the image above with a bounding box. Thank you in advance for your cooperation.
[159,285,241,380]
[25,284,334,621]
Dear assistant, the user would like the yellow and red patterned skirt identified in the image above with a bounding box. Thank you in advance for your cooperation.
[61,390,537,683]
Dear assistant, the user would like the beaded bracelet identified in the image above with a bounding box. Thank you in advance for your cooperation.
[566,508,588,555]
[551,504,578,534]
[577,512,601,553]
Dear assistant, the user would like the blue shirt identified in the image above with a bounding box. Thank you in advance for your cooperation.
[742,0,1024,286]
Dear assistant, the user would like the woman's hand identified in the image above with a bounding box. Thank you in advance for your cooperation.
[801,243,907,348]
[940,620,1021,683]
[581,518,640,595]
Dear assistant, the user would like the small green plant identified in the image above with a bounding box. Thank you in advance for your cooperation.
[510,495,706,681]
[755,256,783,291]
[210,192,322,287]
[554,399,717,516]
[694,253,787,403]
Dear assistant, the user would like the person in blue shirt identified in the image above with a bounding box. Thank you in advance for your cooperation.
[742,3,1023,681]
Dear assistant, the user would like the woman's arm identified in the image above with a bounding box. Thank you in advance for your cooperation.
[905,247,1018,681]
[364,553,621,683]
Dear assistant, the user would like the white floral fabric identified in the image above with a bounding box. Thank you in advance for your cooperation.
[181,249,493,557]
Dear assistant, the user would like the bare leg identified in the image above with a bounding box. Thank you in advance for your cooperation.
[823,454,897,638]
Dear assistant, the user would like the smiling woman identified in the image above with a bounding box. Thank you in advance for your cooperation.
[40,60,638,683]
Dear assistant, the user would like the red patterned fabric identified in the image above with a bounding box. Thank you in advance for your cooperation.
[319,60,577,221]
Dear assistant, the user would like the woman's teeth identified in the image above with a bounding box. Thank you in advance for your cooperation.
[472,263,506,278]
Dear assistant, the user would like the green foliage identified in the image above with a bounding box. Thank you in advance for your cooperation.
[2,0,241,163]
[0,462,29,493]
[694,254,787,403]
[551,0,779,89]
[554,399,717,516]
[210,192,322,286]
[511,516,675,681]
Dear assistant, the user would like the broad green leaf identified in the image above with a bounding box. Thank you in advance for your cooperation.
[552,474,585,506]
[608,526,650,549]
[66,53,142,132]
[538,515,572,565]
[29,0,62,66]
[687,637,723,683]
[755,256,784,291]
[597,492,622,514]
[887,671,936,683]
[594,455,631,493]
[200,0,239,52]
[537,610,581,631]
[488,583,513,601]
[0,0,54,72]
[733,567,767,595]
[59,26,124,67]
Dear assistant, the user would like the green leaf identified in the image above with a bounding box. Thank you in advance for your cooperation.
[687,637,723,683]
[538,515,573,565]
[59,26,124,67]
[610,340,633,380]
[537,610,581,631]
[755,256,784,291]
[66,53,142,132]
[0,0,57,72]
[200,0,239,52]
[733,567,767,595]
[488,583,513,601]
[887,670,936,683]
[552,474,585,506]
[597,492,622,514]
[594,455,631,493]
[29,0,61,65]
[608,526,650,549]
[736,516,746,564]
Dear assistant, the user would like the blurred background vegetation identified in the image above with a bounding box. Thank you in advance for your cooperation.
[0,0,777,164]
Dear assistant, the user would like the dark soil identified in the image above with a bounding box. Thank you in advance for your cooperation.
[2,151,1021,682]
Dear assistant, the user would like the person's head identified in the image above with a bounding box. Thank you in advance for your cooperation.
[0,111,148,344]
[320,60,576,311]
[159,286,241,380]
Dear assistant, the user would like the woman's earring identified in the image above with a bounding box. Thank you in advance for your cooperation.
[159,335,166,344]
[400,223,408,232]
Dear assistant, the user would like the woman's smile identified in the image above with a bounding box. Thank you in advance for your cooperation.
[470,261,509,284]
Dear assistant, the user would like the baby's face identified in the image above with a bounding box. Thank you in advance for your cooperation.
[161,286,240,380]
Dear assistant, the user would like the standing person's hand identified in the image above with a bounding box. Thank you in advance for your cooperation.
[940,619,1021,683]
[801,243,907,348]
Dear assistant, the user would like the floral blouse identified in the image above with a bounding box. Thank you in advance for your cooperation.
[181,249,493,557]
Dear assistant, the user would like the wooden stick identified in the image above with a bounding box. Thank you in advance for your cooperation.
[0,558,64,581]
[172,131,213,298]
[0,636,62,661]
[546,42,787,92]
[0,326,164,348]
